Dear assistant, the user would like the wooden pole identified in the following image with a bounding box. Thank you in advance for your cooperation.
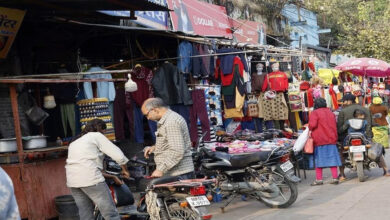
[9,84,25,178]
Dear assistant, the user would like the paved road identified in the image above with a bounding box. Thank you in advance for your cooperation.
[210,150,390,220]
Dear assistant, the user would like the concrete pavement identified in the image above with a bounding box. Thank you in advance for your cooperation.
[210,150,390,220]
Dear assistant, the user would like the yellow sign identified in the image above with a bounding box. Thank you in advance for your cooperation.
[0,7,26,59]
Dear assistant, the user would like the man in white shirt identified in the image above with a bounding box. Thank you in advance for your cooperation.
[65,119,129,220]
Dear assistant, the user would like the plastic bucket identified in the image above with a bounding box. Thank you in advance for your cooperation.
[54,195,79,220]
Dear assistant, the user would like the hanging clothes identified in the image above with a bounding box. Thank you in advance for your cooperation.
[189,89,211,142]
[152,62,192,105]
[215,57,244,86]
[223,87,245,118]
[83,66,116,101]
[177,41,193,74]
[129,66,154,107]
[192,43,207,78]
[197,44,211,77]
[216,48,248,75]
[60,104,76,137]
[113,88,134,141]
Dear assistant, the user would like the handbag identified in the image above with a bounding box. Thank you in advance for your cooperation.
[25,96,49,125]
[304,132,314,154]
[247,94,259,117]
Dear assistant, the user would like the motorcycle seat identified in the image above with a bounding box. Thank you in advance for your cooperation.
[229,151,265,168]
[149,176,181,185]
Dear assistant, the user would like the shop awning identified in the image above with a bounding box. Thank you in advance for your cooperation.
[0,0,170,11]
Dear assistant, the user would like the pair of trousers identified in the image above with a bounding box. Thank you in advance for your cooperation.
[70,182,120,220]
[60,104,76,137]
[134,102,157,144]
[113,88,134,141]
[170,104,190,128]
[189,89,211,142]
[253,118,274,133]
[315,167,338,180]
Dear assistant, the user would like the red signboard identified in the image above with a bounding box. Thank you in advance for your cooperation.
[232,19,267,45]
[166,0,232,38]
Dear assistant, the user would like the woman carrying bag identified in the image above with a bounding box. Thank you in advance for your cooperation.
[309,98,342,186]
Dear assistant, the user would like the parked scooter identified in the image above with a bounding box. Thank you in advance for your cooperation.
[95,156,215,220]
[342,118,385,182]
[193,133,300,211]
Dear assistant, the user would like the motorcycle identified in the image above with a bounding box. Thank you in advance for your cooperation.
[193,133,300,211]
[342,118,385,182]
[95,156,215,220]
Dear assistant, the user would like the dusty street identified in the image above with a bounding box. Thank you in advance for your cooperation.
[210,150,390,220]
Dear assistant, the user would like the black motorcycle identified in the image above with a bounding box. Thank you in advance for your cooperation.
[193,134,300,211]
[95,156,215,220]
[342,118,385,182]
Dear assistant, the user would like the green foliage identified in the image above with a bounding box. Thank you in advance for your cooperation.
[304,0,390,61]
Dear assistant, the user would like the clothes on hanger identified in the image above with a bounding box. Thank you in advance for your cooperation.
[177,41,193,74]
[192,43,208,78]
[216,48,248,75]
[83,66,116,101]
[152,62,193,105]
[129,66,154,107]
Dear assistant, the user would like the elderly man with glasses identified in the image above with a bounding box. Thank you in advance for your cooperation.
[141,98,195,179]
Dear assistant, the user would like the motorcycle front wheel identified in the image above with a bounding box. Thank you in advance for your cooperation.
[254,171,298,208]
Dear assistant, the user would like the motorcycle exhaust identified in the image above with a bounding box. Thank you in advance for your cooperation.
[220,181,264,192]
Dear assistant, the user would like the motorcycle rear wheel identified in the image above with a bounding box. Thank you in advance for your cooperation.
[356,161,365,182]
[254,171,298,208]
[168,203,201,220]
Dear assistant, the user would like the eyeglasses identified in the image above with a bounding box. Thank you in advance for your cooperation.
[145,108,154,117]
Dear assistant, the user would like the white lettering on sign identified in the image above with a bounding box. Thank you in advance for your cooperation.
[193,15,214,27]
[247,30,256,35]
[219,23,229,28]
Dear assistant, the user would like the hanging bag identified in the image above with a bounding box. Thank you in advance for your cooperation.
[25,94,49,126]
[304,132,314,154]
[247,94,259,117]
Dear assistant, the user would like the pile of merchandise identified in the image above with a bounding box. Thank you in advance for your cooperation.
[77,98,115,141]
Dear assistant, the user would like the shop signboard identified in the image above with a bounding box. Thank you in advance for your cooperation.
[0,7,25,59]
[166,0,232,38]
[232,19,267,45]
[100,0,168,30]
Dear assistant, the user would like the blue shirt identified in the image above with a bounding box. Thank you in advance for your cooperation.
[0,167,20,219]
[83,67,116,101]
[177,41,193,73]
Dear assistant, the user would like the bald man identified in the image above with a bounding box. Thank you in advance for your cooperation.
[141,98,194,179]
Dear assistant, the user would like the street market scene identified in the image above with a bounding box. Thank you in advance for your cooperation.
[1,0,390,219]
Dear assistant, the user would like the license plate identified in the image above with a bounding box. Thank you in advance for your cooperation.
[186,196,210,207]
[353,152,364,161]
[349,145,366,153]
[280,160,294,172]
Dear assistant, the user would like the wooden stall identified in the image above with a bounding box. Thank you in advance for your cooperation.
[0,71,127,219]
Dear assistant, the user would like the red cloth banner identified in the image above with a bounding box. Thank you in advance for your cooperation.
[232,19,267,45]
